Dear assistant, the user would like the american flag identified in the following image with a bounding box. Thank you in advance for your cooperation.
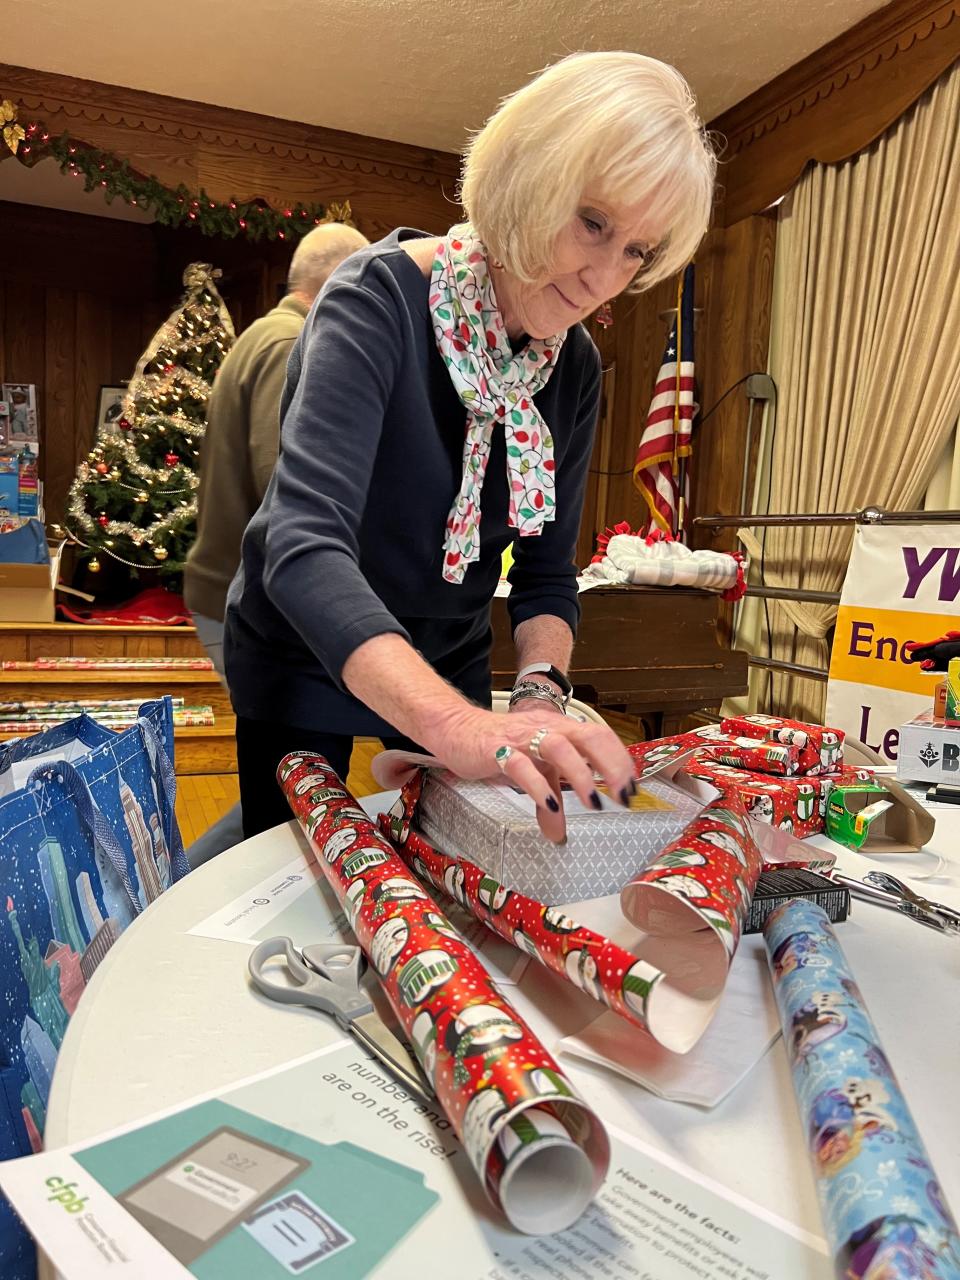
[633,264,698,537]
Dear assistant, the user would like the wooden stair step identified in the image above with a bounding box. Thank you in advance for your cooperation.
[170,721,237,775]
[0,716,238,776]
[0,671,233,717]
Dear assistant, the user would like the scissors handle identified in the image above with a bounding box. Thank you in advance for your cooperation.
[301,941,367,986]
[248,936,372,1021]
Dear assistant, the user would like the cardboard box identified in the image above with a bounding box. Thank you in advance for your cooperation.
[0,525,61,623]
[416,770,702,903]
[897,711,960,784]
[826,777,935,852]
[0,561,55,622]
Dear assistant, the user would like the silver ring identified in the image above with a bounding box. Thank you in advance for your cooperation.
[495,745,514,771]
[528,727,551,761]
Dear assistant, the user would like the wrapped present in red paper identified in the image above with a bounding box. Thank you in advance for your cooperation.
[720,713,844,775]
[626,725,730,773]
[684,760,832,837]
[629,729,802,777]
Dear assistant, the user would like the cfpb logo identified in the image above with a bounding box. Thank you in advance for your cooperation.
[45,1175,88,1213]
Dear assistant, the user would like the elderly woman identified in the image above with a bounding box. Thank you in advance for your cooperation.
[224,51,716,842]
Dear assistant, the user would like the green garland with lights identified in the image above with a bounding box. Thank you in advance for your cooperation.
[4,98,353,240]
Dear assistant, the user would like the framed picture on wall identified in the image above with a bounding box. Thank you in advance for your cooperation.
[96,384,128,438]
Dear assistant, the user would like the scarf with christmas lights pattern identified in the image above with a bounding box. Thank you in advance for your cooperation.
[428,225,565,585]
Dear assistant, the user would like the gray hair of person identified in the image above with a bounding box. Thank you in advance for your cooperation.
[287,223,370,296]
[460,51,717,290]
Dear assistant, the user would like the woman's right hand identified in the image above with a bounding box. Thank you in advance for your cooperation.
[424,703,637,844]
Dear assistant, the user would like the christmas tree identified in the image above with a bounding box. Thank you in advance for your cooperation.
[63,263,234,582]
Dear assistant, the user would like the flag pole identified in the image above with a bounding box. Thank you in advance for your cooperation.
[671,271,684,538]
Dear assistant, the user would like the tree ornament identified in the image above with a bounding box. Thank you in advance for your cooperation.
[88,558,101,573]
[62,261,235,583]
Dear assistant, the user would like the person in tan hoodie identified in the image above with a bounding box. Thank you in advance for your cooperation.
[182,222,366,867]
[185,222,368,676]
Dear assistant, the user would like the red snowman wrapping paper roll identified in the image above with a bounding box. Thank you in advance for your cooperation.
[382,769,764,1056]
[278,753,610,1235]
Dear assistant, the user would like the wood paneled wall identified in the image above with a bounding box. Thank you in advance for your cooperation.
[0,202,164,527]
[0,63,461,242]
[0,64,464,530]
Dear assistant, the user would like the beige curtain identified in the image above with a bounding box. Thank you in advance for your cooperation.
[759,63,960,721]
[925,421,960,509]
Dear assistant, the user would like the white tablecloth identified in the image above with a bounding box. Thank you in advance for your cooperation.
[44,793,960,1248]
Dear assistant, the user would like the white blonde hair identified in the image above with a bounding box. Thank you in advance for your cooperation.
[287,222,369,297]
[461,52,716,289]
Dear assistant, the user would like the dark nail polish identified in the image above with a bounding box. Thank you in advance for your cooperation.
[545,794,560,813]
[629,778,639,796]
[619,786,632,807]
[590,790,603,811]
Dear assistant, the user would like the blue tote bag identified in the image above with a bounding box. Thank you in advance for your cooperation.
[0,697,189,1279]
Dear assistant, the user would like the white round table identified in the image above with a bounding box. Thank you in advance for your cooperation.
[44,795,960,1262]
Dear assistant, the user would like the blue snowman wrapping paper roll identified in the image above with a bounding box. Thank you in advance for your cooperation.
[763,899,960,1279]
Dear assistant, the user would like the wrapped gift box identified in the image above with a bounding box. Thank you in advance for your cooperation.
[703,736,802,777]
[683,760,830,836]
[630,730,801,777]
[720,713,844,775]
[416,770,702,903]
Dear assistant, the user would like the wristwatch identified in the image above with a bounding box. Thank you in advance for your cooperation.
[514,662,573,706]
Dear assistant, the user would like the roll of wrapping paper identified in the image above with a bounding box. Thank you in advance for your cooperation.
[763,900,960,1278]
[381,771,763,1055]
[278,753,609,1235]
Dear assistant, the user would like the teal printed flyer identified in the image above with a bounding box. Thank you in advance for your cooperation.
[0,1040,834,1278]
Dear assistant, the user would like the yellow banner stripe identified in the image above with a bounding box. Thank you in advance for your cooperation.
[829,605,953,696]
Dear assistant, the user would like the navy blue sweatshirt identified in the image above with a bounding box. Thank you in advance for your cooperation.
[223,229,601,736]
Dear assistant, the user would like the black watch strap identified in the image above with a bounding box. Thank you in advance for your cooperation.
[515,662,573,700]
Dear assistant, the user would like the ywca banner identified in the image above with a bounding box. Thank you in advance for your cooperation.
[826,523,960,761]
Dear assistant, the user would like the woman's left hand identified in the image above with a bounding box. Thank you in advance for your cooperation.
[425,699,637,844]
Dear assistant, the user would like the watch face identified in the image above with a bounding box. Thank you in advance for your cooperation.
[519,663,572,698]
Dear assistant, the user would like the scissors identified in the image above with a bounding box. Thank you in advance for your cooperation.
[829,871,960,936]
[862,871,960,935]
[248,937,433,1102]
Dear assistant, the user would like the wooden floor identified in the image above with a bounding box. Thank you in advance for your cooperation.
[175,714,645,845]
[175,774,241,846]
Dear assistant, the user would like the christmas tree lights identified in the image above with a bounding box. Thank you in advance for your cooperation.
[62,264,235,581]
